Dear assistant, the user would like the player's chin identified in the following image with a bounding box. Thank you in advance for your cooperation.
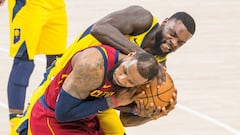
[163,48,171,53]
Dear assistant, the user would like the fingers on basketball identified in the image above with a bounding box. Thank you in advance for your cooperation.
[134,72,176,109]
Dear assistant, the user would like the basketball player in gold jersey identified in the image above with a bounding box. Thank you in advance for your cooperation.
[17,5,195,135]
[1,0,67,134]
[90,6,195,130]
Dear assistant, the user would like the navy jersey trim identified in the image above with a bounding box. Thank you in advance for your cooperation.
[12,0,26,21]
[140,23,159,48]
[78,24,94,41]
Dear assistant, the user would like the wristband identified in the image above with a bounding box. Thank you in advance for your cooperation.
[130,105,138,115]
[110,96,118,107]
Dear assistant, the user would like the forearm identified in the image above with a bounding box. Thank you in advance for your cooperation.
[55,89,116,122]
[120,112,152,127]
[91,24,145,54]
[118,105,152,127]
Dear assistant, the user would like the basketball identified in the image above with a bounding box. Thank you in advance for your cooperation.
[134,72,176,108]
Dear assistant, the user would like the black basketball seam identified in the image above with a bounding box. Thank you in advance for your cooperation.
[149,85,157,107]
[156,85,174,103]
[156,73,174,103]
[136,73,175,107]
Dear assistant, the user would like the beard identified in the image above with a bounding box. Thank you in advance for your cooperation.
[107,60,126,91]
[152,29,170,56]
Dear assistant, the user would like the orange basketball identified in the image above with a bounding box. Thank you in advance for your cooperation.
[134,72,176,108]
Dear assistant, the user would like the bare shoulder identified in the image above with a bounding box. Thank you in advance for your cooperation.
[63,48,105,99]
[72,47,105,79]
[124,5,150,14]
[95,5,153,35]
[125,6,153,35]
[122,6,152,21]
[113,5,152,22]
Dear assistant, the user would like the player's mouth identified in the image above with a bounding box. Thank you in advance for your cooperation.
[161,42,173,53]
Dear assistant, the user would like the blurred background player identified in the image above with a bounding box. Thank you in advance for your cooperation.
[0,0,68,134]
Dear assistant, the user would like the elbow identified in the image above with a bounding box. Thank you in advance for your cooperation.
[55,104,74,122]
[55,100,70,122]
[55,110,68,123]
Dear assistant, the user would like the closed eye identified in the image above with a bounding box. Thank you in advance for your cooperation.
[124,66,137,86]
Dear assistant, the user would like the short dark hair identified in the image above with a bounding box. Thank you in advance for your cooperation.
[169,12,196,35]
[135,53,159,81]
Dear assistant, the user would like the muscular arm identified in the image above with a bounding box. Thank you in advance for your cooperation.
[117,104,152,127]
[55,48,111,122]
[91,5,153,54]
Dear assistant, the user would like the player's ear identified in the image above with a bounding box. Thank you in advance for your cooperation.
[160,18,168,27]
[127,52,136,57]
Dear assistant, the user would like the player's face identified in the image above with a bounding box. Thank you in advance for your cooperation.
[112,59,147,88]
[153,19,192,55]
